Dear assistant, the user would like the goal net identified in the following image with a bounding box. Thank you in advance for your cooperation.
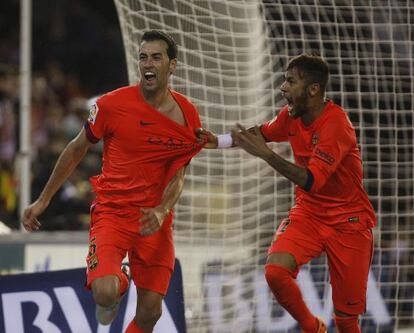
[113,0,414,332]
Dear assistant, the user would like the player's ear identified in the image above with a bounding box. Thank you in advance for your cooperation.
[308,82,321,97]
[169,58,177,75]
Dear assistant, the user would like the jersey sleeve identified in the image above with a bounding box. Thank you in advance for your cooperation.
[84,98,108,143]
[306,114,355,192]
[260,107,289,142]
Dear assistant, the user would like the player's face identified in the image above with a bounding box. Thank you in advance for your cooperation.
[138,40,176,93]
[280,67,309,119]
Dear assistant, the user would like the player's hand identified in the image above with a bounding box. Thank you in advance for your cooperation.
[232,124,273,159]
[195,128,218,149]
[139,206,169,236]
[22,200,48,232]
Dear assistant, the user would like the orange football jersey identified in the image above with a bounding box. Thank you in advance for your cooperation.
[84,85,203,208]
[261,100,376,229]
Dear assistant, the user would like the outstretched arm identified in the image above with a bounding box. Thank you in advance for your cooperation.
[22,128,93,231]
[195,127,258,149]
[233,124,309,188]
[139,166,186,236]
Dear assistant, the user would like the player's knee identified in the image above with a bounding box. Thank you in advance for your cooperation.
[92,276,119,306]
[136,302,162,326]
[266,252,297,271]
[334,310,360,333]
[264,263,293,289]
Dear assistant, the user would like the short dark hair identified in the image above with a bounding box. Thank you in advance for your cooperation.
[141,30,178,60]
[287,54,329,92]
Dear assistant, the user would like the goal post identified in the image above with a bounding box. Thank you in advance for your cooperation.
[113,1,414,332]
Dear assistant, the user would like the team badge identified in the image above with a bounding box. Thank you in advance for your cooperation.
[312,133,319,146]
[88,103,99,125]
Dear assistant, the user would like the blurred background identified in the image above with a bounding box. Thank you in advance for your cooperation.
[0,0,413,332]
[0,0,126,230]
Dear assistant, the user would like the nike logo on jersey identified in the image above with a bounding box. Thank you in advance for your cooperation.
[347,301,361,306]
[140,120,156,126]
[288,132,296,136]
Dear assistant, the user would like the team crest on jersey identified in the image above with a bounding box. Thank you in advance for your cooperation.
[88,103,99,125]
[312,133,319,146]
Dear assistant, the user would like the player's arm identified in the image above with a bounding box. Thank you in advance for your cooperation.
[195,126,260,149]
[139,166,186,236]
[22,128,93,231]
[234,124,310,189]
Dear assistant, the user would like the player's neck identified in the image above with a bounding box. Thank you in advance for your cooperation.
[141,87,170,110]
[301,99,327,126]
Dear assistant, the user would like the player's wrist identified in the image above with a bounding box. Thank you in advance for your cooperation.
[36,196,51,207]
[158,206,170,217]
[217,133,233,148]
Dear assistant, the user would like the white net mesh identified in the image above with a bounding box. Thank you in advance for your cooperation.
[113,0,414,332]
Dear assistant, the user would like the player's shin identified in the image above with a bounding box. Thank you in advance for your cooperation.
[125,319,149,333]
[265,263,319,333]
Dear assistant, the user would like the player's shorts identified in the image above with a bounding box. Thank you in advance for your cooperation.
[267,211,373,315]
[85,203,175,295]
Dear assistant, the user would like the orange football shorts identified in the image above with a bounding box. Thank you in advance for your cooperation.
[85,204,175,295]
[267,211,373,315]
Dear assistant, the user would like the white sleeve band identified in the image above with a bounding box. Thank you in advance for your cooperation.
[217,133,233,148]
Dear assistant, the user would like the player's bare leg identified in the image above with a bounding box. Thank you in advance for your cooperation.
[265,252,326,333]
[125,288,163,333]
[94,264,130,325]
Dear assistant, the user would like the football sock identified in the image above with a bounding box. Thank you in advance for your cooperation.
[265,263,317,333]
[335,315,361,333]
[125,319,149,333]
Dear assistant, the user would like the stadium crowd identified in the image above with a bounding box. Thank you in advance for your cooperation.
[0,0,126,230]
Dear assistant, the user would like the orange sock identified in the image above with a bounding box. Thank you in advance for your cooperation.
[265,264,317,332]
[335,315,361,333]
[125,319,149,333]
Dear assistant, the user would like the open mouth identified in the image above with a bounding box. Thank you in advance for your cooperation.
[144,71,156,81]
[285,97,295,115]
